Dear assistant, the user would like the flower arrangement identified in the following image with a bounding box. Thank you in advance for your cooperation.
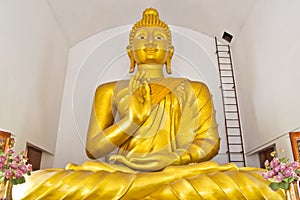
[0,148,32,185]
[262,151,300,191]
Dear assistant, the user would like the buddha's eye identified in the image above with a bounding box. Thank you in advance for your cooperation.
[155,35,164,40]
[137,35,147,40]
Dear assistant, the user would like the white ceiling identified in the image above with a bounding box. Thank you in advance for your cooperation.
[47,0,258,47]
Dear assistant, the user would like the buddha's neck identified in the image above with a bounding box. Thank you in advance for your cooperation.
[137,64,165,80]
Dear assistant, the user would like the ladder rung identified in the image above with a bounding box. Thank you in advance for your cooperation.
[219,69,232,71]
[227,126,240,128]
[223,89,235,91]
[217,44,228,47]
[225,110,238,112]
[226,151,244,154]
[219,56,230,59]
[216,50,229,54]
[227,135,241,137]
[223,96,235,98]
[228,143,242,145]
[230,160,245,163]
[224,108,237,111]
[222,80,234,82]
[219,63,231,65]
[228,151,244,154]
[220,75,233,77]
[220,68,232,71]
[224,103,237,105]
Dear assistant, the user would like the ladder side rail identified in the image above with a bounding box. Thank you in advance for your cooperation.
[227,47,246,166]
[223,46,245,166]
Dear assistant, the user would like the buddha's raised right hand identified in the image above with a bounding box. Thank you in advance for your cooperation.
[128,71,152,125]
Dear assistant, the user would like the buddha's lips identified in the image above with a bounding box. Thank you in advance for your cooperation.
[144,48,158,53]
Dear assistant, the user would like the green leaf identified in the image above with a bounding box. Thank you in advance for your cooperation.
[282,177,290,183]
[280,157,289,163]
[269,182,280,191]
[10,177,25,185]
[0,176,4,183]
[287,177,294,183]
[279,181,289,190]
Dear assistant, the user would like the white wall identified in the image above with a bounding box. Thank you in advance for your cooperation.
[0,1,68,167]
[232,0,300,166]
[54,25,229,167]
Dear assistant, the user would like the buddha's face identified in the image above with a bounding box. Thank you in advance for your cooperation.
[131,26,170,65]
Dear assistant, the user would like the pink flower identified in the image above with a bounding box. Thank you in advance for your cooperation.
[27,164,32,172]
[262,151,300,191]
[0,155,7,163]
[262,171,268,179]
[267,170,275,178]
[264,160,269,168]
[275,173,285,182]
[4,169,12,179]
[0,163,4,170]
[8,163,18,170]
[19,165,28,173]
[290,161,299,169]
[274,165,281,173]
[15,169,24,179]
[270,158,280,168]
[283,167,294,177]
[0,147,32,185]
[280,163,287,171]
[13,155,21,163]
[7,149,14,155]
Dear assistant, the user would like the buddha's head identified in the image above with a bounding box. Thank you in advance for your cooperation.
[127,8,174,74]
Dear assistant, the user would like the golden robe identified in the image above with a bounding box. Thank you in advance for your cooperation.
[13,79,284,199]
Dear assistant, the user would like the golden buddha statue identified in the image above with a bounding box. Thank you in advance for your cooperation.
[14,8,284,199]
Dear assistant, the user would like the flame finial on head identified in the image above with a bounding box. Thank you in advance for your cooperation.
[133,8,169,29]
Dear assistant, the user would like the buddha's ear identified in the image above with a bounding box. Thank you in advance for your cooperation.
[166,46,174,74]
[127,46,136,73]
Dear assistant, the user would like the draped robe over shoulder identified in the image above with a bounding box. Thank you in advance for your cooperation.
[112,78,220,165]
[13,78,285,200]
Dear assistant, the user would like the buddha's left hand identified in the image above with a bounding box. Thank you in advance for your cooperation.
[109,152,181,171]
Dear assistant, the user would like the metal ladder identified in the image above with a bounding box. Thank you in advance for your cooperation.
[214,37,246,167]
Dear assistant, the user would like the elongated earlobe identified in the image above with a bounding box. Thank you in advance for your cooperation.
[166,46,174,74]
[127,46,136,73]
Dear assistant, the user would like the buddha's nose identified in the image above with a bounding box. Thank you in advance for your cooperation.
[145,42,157,49]
[145,36,157,48]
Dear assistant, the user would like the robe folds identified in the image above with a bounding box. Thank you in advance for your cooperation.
[13,162,284,199]
[13,79,284,199]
